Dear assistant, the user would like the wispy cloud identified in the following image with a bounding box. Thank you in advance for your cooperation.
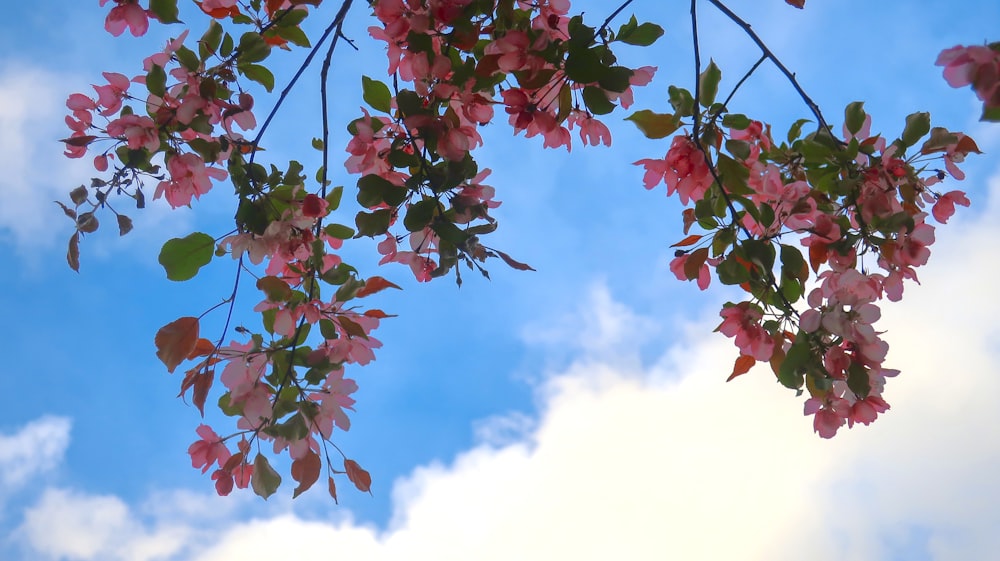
[0,416,70,492]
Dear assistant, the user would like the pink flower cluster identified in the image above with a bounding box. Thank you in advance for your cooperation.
[62,25,254,208]
[642,107,975,437]
[358,0,654,280]
[937,44,1000,118]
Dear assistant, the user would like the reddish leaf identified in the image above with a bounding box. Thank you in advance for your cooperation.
[363,309,396,319]
[192,370,214,416]
[785,0,805,7]
[291,450,322,498]
[222,451,245,473]
[769,333,788,378]
[808,242,827,274]
[681,208,697,235]
[155,317,200,373]
[67,232,80,272]
[494,249,536,271]
[356,276,402,298]
[187,338,216,359]
[328,476,339,504]
[344,459,372,493]
[727,354,756,382]
[670,234,703,248]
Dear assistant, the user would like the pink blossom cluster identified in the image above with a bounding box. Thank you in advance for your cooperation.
[640,107,975,437]
[62,25,257,208]
[357,0,655,280]
[937,44,1000,119]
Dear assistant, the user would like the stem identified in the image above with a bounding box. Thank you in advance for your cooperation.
[704,0,838,139]
[249,0,355,164]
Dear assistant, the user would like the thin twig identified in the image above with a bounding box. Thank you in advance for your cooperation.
[705,0,838,139]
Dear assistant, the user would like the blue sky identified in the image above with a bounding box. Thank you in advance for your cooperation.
[1,1,999,559]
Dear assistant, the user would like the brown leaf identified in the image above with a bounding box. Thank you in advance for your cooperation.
[494,249,536,271]
[67,232,80,272]
[344,459,372,493]
[187,338,216,359]
[785,0,805,8]
[338,316,369,340]
[683,247,709,280]
[117,214,133,236]
[356,276,402,298]
[192,369,214,416]
[76,212,99,234]
[291,450,322,498]
[69,185,89,205]
[328,476,339,504]
[155,317,200,373]
[55,201,77,220]
[727,354,756,382]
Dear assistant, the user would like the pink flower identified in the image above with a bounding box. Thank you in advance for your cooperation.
[154,153,228,208]
[106,114,160,153]
[804,397,849,439]
[188,424,231,473]
[669,253,710,290]
[634,136,713,205]
[717,302,773,361]
[101,0,150,37]
[570,112,612,147]
[931,190,971,224]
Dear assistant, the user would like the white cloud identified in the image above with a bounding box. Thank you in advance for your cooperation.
[0,60,194,267]
[12,174,1000,560]
[0,416,71,491]
[0,63,91,251]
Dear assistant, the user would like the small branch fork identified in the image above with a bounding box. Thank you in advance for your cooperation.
[689,0,810,318]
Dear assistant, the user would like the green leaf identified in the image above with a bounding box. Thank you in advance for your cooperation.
[844,101,866,135]
[175,45,200,72]
[239,63,275,92]
[564,47,604,84]
[582,86,615,115]
[158,232,214,281]
[200,20,224,59]
[668,86,695,117]
[786,118,812,143]
[715,153,752,195]
[618,19,664,46]
[251,454,282,500]
[354,209,392,237]
[900,111,930,148]
[237,32,271,64]
[847,363,871,398]
[149,0,181,24]
[777,334,810,390]
[698,59,722,107]
[362,76,393,114]
[323,223,355,240]
[257,276,292,302]
[716,254,751,285]
[721,113,751,130]
[146,64,166,98]
[276,24,310,48]
[597,66,633,93]
[625,109,679,139]
[403,199,438,232]
[326,185,343,210]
